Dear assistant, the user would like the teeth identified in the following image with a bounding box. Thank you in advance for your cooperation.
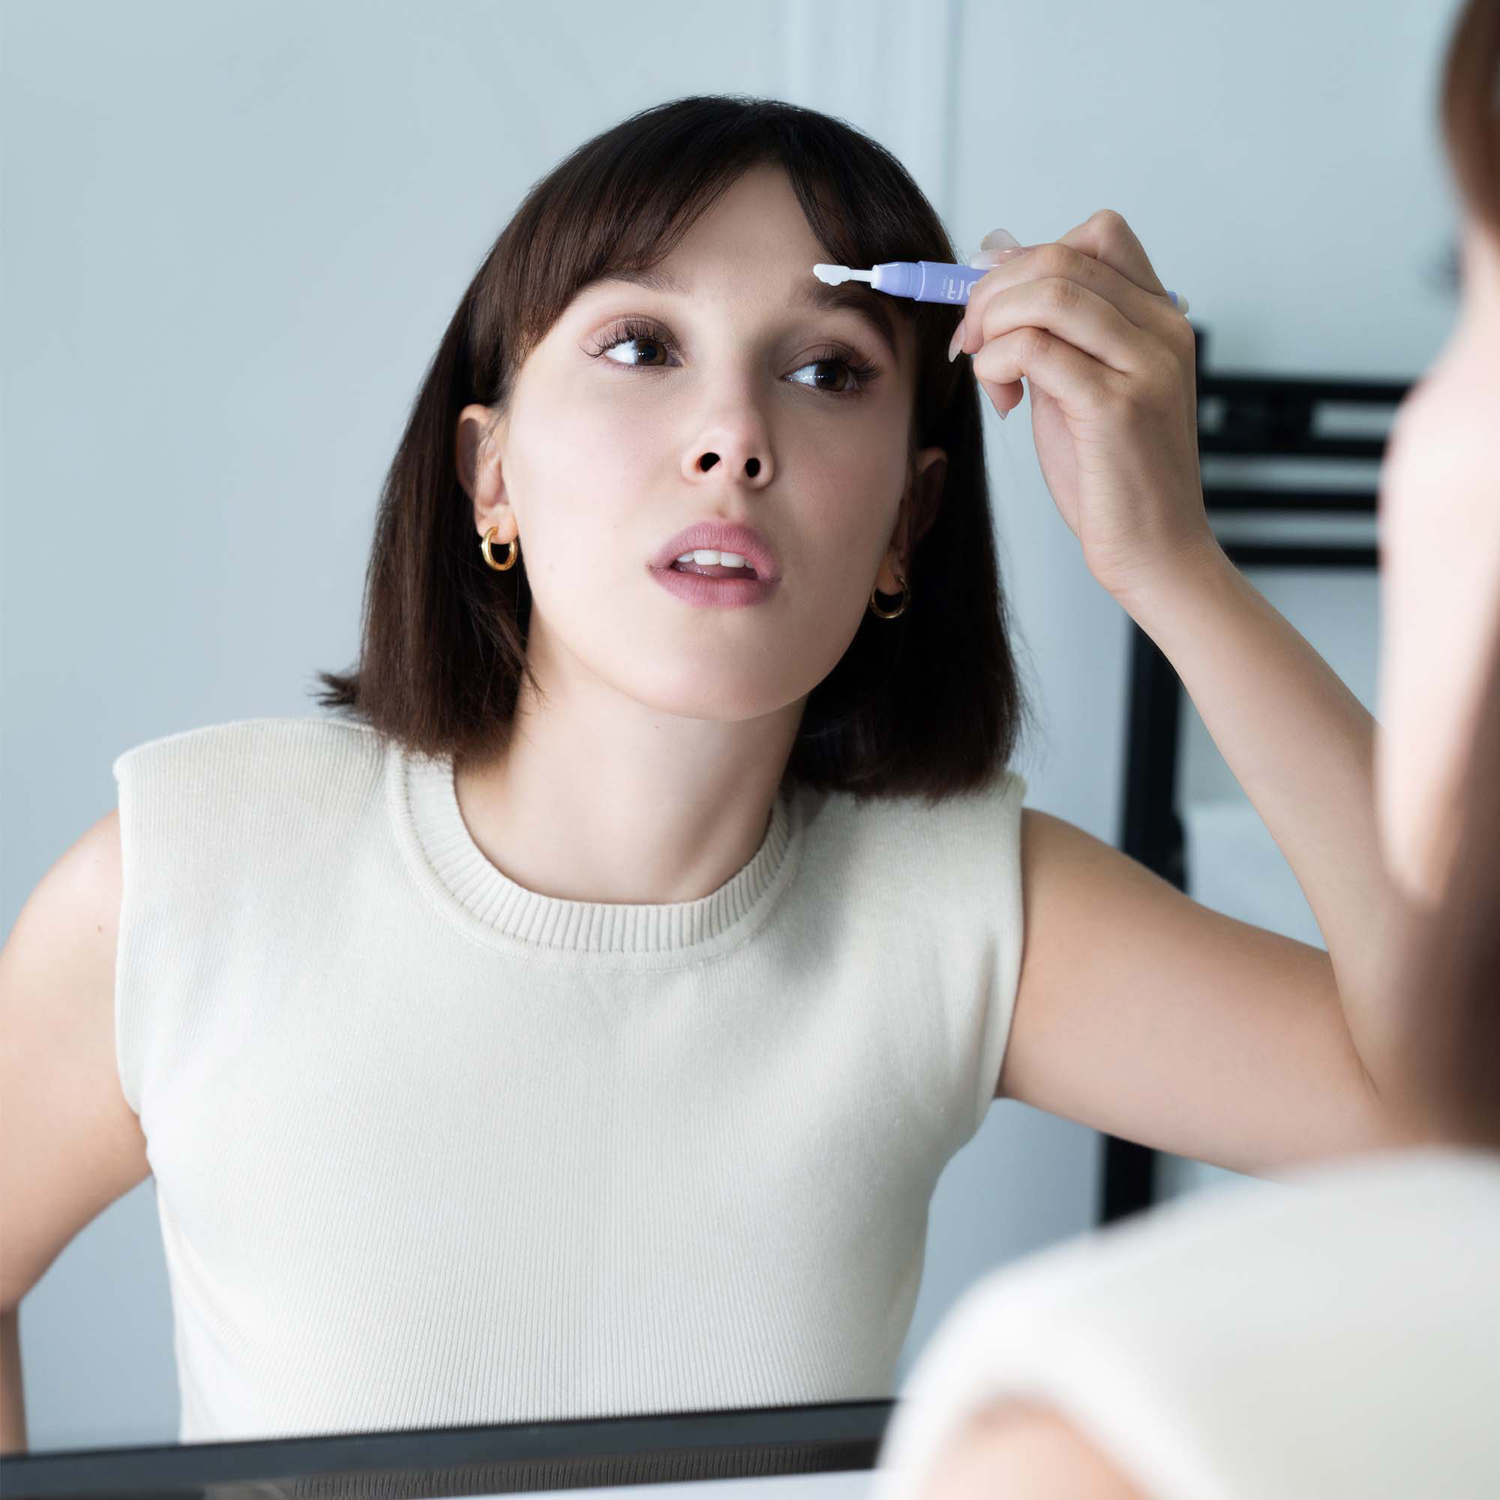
[675,549,749,567]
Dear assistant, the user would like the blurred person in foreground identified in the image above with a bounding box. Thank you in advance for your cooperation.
[874,3,1500,1497]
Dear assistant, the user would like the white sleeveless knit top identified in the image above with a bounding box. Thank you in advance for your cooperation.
[111,714,1029,1444]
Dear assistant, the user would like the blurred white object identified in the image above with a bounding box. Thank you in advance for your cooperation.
[872,1145,1500,1500]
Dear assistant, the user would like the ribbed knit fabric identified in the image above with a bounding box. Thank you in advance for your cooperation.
[110,714,1029,1444]
[871,1145,1500,1500]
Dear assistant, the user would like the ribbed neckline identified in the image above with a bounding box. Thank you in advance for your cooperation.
[386,738,804,968]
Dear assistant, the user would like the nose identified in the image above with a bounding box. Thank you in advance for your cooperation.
[683,401,774,489]
[696,452,762,477]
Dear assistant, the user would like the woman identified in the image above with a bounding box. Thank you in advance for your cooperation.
[0,77,1445,1445]
[875,2,1500,1496]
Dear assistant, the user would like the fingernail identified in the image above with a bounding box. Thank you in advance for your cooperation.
[969,228,1020,268]
[969,245,1034,268]
[947,322,965,362]
[980,227,1023,252]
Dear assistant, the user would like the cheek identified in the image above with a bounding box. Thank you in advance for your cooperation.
[548,390,654,483]
[517,396,658,557]
[796,420,911,553]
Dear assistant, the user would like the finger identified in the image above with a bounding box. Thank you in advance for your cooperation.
[956,238,1182,361]
[1057,208,1169,299]
[970,322,1126,419]
[960,275,1164,382]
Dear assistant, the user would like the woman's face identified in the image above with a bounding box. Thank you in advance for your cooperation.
[466,163,942,730]
[1376,218,1500,909]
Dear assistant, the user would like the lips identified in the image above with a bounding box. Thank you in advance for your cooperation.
[651,520,780,580]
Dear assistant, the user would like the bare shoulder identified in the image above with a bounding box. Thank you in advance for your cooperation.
[923,1399,1149,1500]
[17,806,127,959]
[0,808,149,1310]
[1019,805,1116,870]
[1013,805,1138,952]
[997,806,1124,1101]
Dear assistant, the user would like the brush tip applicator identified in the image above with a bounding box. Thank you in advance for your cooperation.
[812,263,873,287]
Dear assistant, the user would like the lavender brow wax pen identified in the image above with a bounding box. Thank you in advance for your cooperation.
[814,260,989,304]
[813,259,1187,311]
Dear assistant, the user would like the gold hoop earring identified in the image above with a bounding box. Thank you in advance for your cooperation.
[868,573,910,619]
[480,526,519,572]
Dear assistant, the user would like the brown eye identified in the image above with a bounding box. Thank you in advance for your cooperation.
[791,357,858,394]
[600,330,669,366]
[594,319,672,366]
[787,343,881,395]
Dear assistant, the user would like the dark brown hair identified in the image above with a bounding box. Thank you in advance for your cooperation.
[312,95,1033,803]
[1386,0,1500,1147]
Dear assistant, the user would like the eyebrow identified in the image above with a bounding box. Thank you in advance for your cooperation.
[593,268,903,366]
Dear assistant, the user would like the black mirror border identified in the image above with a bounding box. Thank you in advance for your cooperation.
[1,1397,894,1498]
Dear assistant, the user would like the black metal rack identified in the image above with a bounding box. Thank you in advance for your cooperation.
[1098,324,1410,1225]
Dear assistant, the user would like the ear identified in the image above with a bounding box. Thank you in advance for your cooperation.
[891,445,947,558]
[910,446,947,547]
[456,404,514,539]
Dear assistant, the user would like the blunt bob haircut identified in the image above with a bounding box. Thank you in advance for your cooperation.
[314,93,1034,803]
